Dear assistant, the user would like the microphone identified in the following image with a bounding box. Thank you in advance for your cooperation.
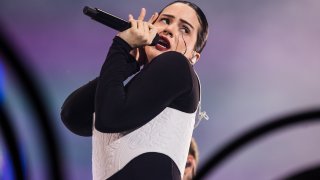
[83,6,159,46]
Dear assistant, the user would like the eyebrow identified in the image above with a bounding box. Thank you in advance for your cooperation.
[161,14,194,30]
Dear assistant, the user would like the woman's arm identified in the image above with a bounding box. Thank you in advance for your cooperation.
[95,45,194,133]
[60,38,139,136]
[60,78,98,136]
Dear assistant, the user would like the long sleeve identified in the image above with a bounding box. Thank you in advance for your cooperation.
[60,37,139,136]
[95,37,196,133]
[60,78,98,136]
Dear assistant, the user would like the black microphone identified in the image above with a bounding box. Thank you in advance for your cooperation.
[83,6,159,46]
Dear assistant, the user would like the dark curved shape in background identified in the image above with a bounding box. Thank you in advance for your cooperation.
[282,164,320,180]
[0,106,25,179]
[0,21,63,179]
[194,108,320,180]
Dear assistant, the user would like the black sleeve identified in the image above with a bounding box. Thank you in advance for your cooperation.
[60,37,139,136]
[60,78,98,136]
[95,39,194,133]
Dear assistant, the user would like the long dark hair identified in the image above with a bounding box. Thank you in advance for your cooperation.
[159,1,209,53]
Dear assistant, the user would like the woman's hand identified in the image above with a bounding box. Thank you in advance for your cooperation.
[118,8,158,48]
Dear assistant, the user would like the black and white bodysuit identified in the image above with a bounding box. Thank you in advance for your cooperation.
[61,36,200,180]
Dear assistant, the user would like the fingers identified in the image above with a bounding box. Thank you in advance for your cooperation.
[148,23,158,43]
[148,24,157,35]
[137,20,144,31]
[131,8,158,26]
[129,14,137,30]
[132,8,155,33]
[130,8,146,29]
[148,12,159,24]
[122,8,158,47]
[128,14,134,21]
[132,8,158,23]
[137,8,146,21]
[143,21,149,34]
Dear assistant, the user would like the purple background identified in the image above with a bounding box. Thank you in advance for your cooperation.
[1,0,320,179]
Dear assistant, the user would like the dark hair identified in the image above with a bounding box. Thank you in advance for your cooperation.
[159,1,209,53]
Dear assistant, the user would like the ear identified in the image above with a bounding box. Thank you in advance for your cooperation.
[190,51,201,65]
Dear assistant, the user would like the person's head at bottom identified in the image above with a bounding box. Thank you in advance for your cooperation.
[183,138,199,180]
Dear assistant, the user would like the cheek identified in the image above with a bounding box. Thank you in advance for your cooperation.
[187,36,197,49]
[179,35,196,49]
[153,23,165,32]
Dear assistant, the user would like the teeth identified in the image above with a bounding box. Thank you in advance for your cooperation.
[159,44,166,48]
[158,39,168,48]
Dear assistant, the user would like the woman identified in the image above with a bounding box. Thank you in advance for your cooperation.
[61,1,209,179]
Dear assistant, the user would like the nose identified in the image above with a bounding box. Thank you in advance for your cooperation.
[162,24,177,38]
[163,29,173,38]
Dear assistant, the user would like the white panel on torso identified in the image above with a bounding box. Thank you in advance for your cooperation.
[92,107,196,180]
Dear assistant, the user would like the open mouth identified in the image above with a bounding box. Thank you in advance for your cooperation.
[155,36,171,51]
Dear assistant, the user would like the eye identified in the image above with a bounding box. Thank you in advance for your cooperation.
[180,25,190,34]
[160,18,170,24]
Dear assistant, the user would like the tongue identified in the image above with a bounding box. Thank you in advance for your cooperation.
[155,43,168,51]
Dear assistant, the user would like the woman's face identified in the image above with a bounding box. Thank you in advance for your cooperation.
[144,3,201,63]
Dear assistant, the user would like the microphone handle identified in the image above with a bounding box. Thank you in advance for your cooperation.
[83,6,159,46]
